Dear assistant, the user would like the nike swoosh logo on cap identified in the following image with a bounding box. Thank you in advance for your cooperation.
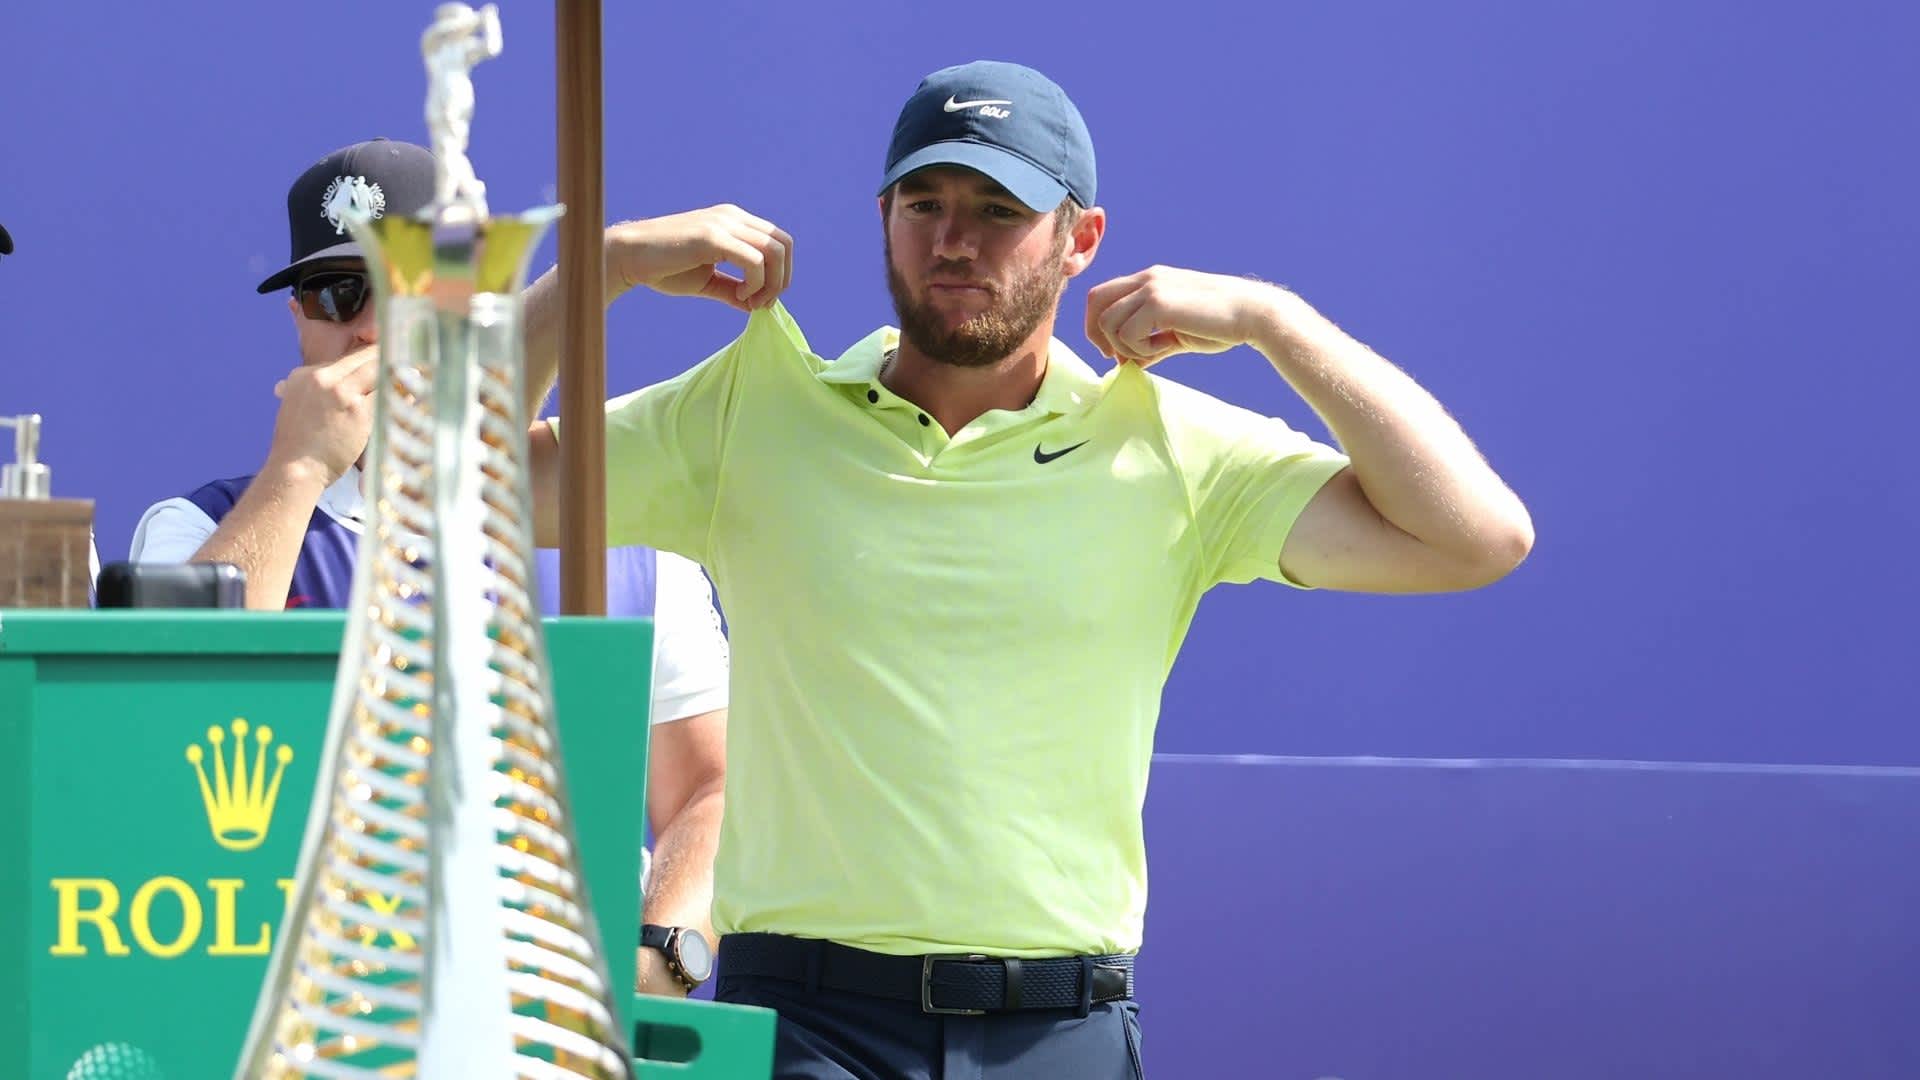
[944,96,1014,112]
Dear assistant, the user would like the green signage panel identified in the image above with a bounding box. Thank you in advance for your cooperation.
[0,610,771,1079]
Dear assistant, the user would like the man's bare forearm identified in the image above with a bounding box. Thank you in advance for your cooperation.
[642,782,723,943]
[519,265,566,424]
[189,459,329,610]
[519,235,632,425]
[1249,291,1533,573]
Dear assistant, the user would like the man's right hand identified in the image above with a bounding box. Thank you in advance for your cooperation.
[265,345,378,486]
[605,205,794,311]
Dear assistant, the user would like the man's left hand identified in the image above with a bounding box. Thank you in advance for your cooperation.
[1084,266,1285,367]
[636,945,692,999]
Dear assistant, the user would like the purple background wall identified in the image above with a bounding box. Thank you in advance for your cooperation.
[3,2,1914,1076]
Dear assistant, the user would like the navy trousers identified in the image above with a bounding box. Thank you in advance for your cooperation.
[715,971,1145,1079]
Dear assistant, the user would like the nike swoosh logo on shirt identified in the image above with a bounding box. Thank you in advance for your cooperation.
[944,96,1014,112]
[1033,441,1090,464]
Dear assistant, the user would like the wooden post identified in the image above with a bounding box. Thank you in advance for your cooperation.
[0,499,93,608]
[555,0,607,615]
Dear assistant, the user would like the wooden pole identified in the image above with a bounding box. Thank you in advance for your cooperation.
[555,0,606,615]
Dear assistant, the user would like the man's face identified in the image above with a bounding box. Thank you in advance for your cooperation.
[287,258,376,367]
[883,167,1073,368]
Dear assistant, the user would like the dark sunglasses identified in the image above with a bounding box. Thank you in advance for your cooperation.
[296,270,372,323]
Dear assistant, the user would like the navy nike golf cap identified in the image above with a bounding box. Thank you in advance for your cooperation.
[879,60,1097,213]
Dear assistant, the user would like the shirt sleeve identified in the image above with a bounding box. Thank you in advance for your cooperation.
[1161,379,1351,589]
[128,498,219,564]
[547,311,789,565]
[647,551,730,726]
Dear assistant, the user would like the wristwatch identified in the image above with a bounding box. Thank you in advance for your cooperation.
[640,924,715,991]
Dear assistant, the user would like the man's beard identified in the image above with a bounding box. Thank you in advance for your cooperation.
[886,235,1067,369]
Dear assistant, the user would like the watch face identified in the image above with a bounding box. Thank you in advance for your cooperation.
[676,928,715,983]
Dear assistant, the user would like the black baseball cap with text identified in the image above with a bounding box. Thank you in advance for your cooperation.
[879,60,1097,213]
[255,139,436,293]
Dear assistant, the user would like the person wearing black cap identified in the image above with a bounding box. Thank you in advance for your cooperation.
[514,58,1533,1075]
[125,138,791,999]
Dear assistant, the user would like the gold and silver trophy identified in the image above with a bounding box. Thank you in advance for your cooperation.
[234,5,631,1077]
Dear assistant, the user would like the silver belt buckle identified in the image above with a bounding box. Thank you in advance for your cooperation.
[921,954,990,1015]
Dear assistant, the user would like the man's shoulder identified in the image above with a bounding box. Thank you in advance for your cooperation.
[1068,364,1231,438]
[746,302,814,358]
[1119,367,1297,444]
[1135,367,1248,419]
[1088,367,1341,492]
[131,478,255,561]
[133,473,258,522]
[603,303,817,421]
[703,303,818,375]
[180,473,261,506]
[731,302,840,384]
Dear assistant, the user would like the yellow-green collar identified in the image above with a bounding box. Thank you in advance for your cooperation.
[817,326,1106,415]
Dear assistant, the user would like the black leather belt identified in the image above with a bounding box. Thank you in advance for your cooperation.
[719,932,1136,1015]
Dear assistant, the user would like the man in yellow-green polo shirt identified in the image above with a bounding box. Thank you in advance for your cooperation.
[522,60,1533,1079]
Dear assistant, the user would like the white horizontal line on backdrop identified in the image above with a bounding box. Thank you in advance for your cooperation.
[1149,753,1920,779]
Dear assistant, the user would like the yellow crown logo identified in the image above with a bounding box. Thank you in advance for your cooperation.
[186,719,295,852]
